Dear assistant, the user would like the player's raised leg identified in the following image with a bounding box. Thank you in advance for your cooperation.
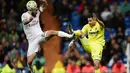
[44,30,74,40]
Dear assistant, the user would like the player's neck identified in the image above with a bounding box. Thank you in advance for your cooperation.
[27,11,36,17]
[27,11,32,15]
[90,24,95,27]
[90,21,96,27]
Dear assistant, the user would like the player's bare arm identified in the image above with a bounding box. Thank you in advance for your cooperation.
[93,13,105,28]
[39,0,48,12]
[40,0,48,6]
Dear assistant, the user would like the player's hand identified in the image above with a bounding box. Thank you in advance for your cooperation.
[42,0,47,2]
[42,0,46,1]
[41,0,48,6]
[39,5,45,12]
[93,13,105,27]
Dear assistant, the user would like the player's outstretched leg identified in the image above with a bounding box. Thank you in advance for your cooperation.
[44,30,73,40]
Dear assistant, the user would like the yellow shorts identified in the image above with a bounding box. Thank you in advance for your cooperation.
[80,37,103,61]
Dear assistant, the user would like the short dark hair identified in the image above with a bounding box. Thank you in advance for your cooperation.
[87,13,93,18]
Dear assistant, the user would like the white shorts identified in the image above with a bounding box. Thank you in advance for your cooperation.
[27,32,46,56]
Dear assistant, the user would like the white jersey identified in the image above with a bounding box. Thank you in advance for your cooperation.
[21,11,44,42]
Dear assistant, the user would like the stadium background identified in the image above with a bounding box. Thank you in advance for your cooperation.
[0,0,130,73]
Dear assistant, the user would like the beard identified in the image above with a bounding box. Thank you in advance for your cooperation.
[32,12,36,17]
[32,10,37,17]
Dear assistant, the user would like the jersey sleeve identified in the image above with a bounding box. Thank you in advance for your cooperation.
[81,24,89,34]
[97,22,104,31]
[21,13,28,23]
[74,30,82,37]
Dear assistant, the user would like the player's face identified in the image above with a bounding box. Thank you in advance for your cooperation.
[32,8,38,13]
[88,18,95,26]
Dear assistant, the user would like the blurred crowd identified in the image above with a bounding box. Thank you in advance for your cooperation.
[51,0,130,73]
[0,0,45,73]
[0,0,130,73]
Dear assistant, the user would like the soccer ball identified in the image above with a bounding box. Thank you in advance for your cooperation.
[26,1,37,11]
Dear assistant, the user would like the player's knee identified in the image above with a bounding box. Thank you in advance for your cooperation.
[27,53,36,65]
[94,60,100,70]
[48,30,57,35]
[95,64,99,70]
[27,58,33,65]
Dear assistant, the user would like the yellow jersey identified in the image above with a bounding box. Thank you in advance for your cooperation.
[74,22,105,46]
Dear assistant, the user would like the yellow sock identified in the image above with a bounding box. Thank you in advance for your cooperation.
[95,69,100,73]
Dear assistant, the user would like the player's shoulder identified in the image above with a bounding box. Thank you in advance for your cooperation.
[21,12,31,22]
[96,22,104,30]
[21,12,29,17]
[21,12,31,20]
[95,22,101,27]
[84,23,90,28]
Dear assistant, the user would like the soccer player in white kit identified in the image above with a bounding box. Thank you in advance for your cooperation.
[21,0,73,72]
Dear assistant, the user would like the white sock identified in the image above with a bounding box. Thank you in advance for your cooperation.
[58,31,73,38]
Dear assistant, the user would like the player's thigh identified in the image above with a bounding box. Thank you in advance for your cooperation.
[90,43,103,61]
[38,33,46,44]
[27,40,40,57]
[44,30,58,39]
[80,37,91,53]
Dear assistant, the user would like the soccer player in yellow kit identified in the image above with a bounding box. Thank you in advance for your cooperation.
[69,13,105,73]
